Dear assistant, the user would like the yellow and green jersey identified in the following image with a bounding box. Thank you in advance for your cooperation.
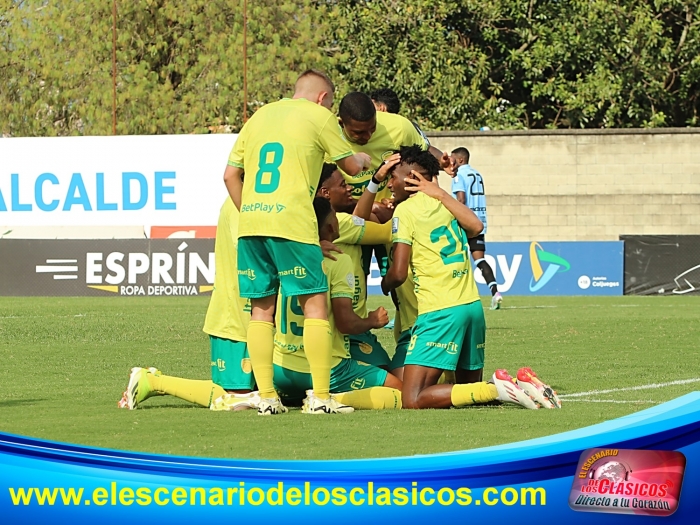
[339,111,429,201]
[335,213,393,318]
[392,192,479,315]
[392,257,418,334]
[203,198,251,341]
[335,213,366,317]
[228,98,353,245]
[273,253,355,373]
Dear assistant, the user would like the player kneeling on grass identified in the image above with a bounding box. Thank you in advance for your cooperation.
[272,197,403,413]
[380,146,561,410]
[118,197,259,412]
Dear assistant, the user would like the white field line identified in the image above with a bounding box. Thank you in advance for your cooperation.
[564,399,659,404]
[560,378,700,399]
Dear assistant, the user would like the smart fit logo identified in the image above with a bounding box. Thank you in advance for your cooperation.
[529,242,571,292]
[239,268,256,281]
[278,266,307,279]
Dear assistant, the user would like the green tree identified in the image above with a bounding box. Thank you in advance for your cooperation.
[0,0,333,136]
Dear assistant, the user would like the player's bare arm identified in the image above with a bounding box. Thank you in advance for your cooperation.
[404,171,483,238]
[352,153,400,220]
[455,191,466,204]
[332,298,389,334]
[429,146,455,177]
[223,165,244,210]
[336,152,372,177]
[381,243,410,294]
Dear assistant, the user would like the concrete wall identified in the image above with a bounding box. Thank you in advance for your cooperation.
[427,129,700,241]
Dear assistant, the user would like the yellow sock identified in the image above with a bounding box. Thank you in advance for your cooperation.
[333,387,402,410]
[450,382,498,407]
[149,375,226,408]
[247,320,276,398]
[303,319,332,400]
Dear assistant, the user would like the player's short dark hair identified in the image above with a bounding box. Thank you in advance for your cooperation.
[319,163,337,189]
[296,69,335,93]
[313,196,334,230]
[339,92,376,122]
[398,144,440,179]
[370,88,401,114]
[452,146,470,163]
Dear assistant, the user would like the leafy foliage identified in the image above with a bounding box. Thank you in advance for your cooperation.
[1,0,699,135]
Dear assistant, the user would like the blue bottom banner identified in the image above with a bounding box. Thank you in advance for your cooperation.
[367,241,624,296]
[2,393,699,522]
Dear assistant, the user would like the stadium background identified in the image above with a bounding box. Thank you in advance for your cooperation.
[1,3,700,511]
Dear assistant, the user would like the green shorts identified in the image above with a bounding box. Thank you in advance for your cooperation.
[210,336,255,390]
[405,301,485,371]
[273,359,388,404]
[390,329,412,370]
[237,236,328,299]
[349,331,391,367]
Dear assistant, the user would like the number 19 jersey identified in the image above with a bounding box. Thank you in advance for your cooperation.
[228,98,353,245]
[273,254,355,373]
[392,192,480,315]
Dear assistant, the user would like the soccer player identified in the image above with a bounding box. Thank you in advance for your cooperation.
[380,145,559,410]
[316,163,396,370]
[119,197,259,412]
[337,91,452,203]
[369,87,431,148]
[223,70,372,415]
[450,146,503,310]
[273,197,403,411]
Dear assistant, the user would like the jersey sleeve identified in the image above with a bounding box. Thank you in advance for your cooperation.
[227,126,247,168]
[318,114,353,161]
[359,220,392,245]
[392,204,414,245]
[452,172,467,194]
[336,213,366,245]
[328,254,355,299]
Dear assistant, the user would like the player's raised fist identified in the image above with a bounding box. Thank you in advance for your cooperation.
[368,307,389,328]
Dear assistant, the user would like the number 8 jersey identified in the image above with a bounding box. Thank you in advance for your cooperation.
[227,98,353,245]
[392,192,480,315]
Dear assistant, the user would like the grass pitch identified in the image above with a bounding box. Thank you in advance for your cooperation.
[1,295,698,460]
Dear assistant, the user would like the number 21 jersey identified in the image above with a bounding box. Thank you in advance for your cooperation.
[392,192,479,315]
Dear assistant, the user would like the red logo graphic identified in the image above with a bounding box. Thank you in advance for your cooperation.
[569,448,685,516]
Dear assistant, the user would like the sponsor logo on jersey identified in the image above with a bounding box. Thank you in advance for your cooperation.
[391,217,399,234]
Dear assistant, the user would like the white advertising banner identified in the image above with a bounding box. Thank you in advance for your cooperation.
[0,134,238,229]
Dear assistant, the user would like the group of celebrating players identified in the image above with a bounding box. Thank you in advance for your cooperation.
[119,70,562,415]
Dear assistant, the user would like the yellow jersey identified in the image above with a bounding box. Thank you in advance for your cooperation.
[339,111,429,201]
[335,213,393,318]
[335,213,366,317]
[392,192,480,315]
[273,253,355,373]
[390,251,419,334]
[203,198,251,341]
[228,98,353,245]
